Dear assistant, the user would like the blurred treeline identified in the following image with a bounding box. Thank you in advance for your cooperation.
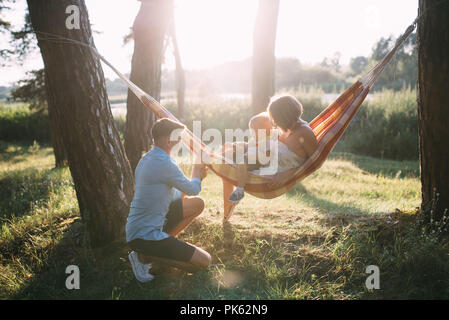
[106,33,417,96]
[1,87,418,161]
[1,33,418,160]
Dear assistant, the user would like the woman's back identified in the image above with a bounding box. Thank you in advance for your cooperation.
[279,119,316,160]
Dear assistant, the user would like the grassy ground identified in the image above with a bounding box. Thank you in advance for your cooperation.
[1,141,449,300]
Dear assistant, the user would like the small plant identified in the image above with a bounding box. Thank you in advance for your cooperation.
[29,140,40,154]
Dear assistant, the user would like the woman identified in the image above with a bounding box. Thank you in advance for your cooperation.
[223,94,318,218]
[266,94,318,188]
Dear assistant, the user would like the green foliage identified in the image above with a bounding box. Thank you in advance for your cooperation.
[0,102,126,144]
[349,56,369,76]
[360,33,417,92]
[337,88,418,160]
[276,57,351,93]
[165,97,253,135]
[161,88,418,160]
[334,210,449,299]
[0,104,50,143]
[0,87,418,160]
[9,69,47,112]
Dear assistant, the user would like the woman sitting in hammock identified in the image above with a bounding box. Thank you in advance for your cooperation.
[227,94,319,203]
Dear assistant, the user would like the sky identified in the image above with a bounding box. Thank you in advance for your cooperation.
[0,0,418,86]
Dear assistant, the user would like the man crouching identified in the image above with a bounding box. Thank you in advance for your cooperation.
[126,118,210,283]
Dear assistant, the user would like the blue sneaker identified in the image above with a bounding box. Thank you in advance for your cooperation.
[228,187,244,203]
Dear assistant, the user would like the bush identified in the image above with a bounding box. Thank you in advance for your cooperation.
[335,210,449,299]
[0,105,50,143]
[0,103,127,145]
[337,88,418,160]
[0,88,419,160]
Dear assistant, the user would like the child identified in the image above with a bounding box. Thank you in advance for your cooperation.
[227,112,275,203]
[228,94,318,203]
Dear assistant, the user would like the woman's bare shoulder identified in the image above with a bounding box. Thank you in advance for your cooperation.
[292,122,314,138]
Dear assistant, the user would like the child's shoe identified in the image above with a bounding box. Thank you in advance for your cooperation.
[228,187,244,203]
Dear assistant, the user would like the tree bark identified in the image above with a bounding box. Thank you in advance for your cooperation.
[27,0,134,246]
[417,0,449,221]
[252,0,280,114]
[169,18,186,120]
[124,0,172,172]
[44,72,68,167]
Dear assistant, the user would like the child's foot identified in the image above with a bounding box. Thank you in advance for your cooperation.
[228,187,244,203]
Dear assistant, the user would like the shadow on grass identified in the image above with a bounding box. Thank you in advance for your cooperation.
[286,182,368,216]
[329,152,419,178]
[8,206,449,300]
[8,218,229,299]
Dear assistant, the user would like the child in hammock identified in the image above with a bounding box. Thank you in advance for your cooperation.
[228,94,318,203]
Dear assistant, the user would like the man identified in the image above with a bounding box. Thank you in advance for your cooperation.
[126,118,210,283]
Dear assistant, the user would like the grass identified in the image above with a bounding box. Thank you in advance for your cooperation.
[1,140,449,300]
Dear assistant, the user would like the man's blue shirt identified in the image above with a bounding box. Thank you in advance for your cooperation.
[126,146,201,242]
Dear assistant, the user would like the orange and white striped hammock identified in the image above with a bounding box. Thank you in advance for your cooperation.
[89,23,416,207]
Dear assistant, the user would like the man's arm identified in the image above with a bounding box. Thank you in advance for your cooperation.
[163,162,206,196]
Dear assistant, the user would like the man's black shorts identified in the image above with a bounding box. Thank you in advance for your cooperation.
[127,198,196,262]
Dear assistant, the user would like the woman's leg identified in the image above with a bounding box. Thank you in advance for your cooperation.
[220,141,248,220]
[223,178,237,222]
[236,164,248,188]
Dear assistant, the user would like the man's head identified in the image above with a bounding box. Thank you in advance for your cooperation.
[151,118,185,150]
[249,112,272,140]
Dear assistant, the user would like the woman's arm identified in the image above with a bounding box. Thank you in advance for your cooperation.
[267,127,317,189]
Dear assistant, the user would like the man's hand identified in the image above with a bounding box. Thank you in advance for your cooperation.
[192,163,208,180]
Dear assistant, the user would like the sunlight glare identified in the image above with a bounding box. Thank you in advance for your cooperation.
[174,0,258,69]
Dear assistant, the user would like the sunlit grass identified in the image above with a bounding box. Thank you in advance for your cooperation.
[1,141,449,300]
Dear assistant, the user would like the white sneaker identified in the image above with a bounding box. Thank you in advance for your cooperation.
[128,251,154,283]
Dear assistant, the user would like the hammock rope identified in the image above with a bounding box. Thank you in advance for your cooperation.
[34,18,417,201]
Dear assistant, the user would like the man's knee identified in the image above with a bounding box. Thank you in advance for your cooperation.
[191,196,205,215]
[197,251,211,269]
[182,196,205,218]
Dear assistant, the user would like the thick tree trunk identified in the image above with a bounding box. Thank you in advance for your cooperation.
[124,0,172,172]
[417,0,449,221]
[169,19,186,120]
[27,0,134,246]
[252,0,280,114]
[44,72,67,167]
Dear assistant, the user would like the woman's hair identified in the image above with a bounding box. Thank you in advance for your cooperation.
[267,94,303,131]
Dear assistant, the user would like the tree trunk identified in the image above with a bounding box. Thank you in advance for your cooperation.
[27,0,134,246]
[44,72,67,167]
[417,0,449,221]
[169,18,186,120]
[124,0,172,172]
[252,0,280,114]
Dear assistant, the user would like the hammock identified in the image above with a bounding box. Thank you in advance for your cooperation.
[42,21,415,214]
